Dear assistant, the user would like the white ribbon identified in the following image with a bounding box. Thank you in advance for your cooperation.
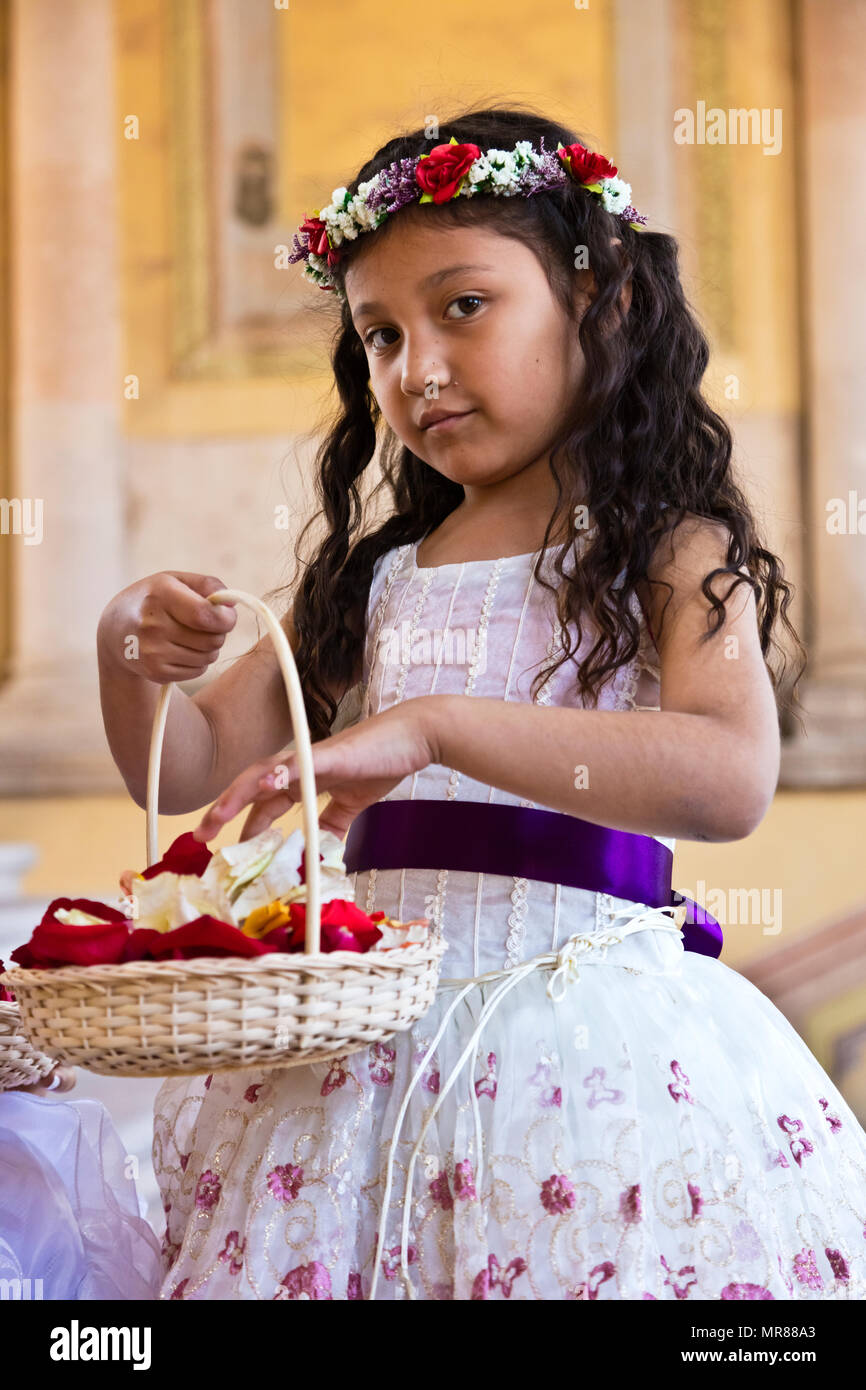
[367,902,686,1299]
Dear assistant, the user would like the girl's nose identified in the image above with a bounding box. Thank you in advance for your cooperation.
[400,352,456,400]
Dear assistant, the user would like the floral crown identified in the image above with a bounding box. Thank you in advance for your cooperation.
[289,137,647,299]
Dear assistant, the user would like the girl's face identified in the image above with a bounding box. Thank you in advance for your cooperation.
[344,215,595,500]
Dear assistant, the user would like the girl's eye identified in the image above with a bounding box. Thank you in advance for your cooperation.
[362,294,485,352]
[444,293,485,320]
[363,326,397,351]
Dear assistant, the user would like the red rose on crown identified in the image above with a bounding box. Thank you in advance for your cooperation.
[299,215,341,267]
[416,139,482,205]
[557,143,618,185]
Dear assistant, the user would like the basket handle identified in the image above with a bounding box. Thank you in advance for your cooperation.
[145,589,322,955]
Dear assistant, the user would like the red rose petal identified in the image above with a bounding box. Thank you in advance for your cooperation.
[123,916,274,962]
[139,832,213,880]
[14,915,131,968]
[285,898,383,953]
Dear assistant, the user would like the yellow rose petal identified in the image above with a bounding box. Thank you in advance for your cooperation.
[241,900,292,939]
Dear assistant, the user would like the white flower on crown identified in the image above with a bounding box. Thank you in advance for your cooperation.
[317,205,340,233]
[319,179,386,246]
[327,210,357,245]
[598,176,632,215]
[352,199,382,233]
[467,150,526,195]
[467,154,493,186]
[305,251,330,286]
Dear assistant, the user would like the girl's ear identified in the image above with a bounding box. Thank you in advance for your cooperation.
[573,269,596,321]
[572,237,632,326]
[575,238,632,336]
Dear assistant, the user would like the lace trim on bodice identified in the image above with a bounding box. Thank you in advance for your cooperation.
[349,540,667,971]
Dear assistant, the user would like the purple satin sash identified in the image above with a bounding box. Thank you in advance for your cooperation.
[343,800,723,959]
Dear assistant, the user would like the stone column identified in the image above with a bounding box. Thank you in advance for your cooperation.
[780,0,866,785]
[0,0,125,792]
[613,0,678,232]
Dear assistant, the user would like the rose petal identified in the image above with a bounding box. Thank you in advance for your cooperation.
[139,832,213,880]
[123,916,275,962]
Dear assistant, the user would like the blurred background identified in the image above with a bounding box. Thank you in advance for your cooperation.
[0,0,864,1235]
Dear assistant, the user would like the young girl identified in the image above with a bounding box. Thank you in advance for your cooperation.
[98,105,866,1301]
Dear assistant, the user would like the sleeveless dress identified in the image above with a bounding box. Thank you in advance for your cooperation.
[152,536,866,1300]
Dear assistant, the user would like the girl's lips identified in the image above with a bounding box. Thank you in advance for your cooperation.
[425,410,475,433]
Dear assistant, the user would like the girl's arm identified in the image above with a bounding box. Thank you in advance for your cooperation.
[421,517,781,843]
[98,605,360,814]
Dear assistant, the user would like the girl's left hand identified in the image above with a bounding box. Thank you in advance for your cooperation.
[192,698,439,843]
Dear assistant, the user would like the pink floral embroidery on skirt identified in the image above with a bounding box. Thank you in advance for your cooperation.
[267,1163,304,1202]
[194,1169,221,1211]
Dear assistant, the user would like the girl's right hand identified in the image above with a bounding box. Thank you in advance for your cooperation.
[98,571,238,685]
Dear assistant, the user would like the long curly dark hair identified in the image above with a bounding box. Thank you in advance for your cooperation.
[262,102,806,745]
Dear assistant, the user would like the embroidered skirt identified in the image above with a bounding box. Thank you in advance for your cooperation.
[151,915,866,1301]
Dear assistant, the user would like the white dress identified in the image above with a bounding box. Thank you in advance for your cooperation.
[152,537,866,1300]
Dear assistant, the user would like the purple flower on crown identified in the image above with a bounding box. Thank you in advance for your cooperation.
[364,158,425,218]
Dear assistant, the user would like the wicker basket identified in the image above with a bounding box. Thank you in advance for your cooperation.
[0,589,447,1079]
[0,998,59,1091]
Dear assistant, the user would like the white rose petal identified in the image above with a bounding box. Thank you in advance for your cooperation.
[134,871,234,933]
[54,907,118,927]
[371,918,431,950]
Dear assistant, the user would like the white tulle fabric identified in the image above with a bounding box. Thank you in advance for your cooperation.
[152,538,866,1300]
[0,1091,163,1299]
